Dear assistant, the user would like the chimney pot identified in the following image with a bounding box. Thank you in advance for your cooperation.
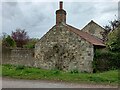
[60,1,63,9]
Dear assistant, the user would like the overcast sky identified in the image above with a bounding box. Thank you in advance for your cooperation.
[1,0,119,38]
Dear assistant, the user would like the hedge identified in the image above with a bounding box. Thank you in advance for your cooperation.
[93,49,120,72]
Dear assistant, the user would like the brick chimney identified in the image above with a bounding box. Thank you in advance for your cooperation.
[56,1,66,25]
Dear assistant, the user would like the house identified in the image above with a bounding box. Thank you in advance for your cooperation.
[81,20,105,40]
[35,1,105,73]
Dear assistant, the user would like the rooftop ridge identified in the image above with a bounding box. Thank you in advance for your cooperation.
[81,20,105,31]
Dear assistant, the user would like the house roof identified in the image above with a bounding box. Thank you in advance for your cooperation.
[66,24,105,46]
[81,20,106,31]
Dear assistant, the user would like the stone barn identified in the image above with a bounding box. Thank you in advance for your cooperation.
[35,1,105,73]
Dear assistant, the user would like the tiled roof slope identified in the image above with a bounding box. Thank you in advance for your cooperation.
[66,24,105,46]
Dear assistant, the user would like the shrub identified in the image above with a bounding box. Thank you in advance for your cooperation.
[23,38,38,49]
[93,49,120,72]
[2,35,16,47]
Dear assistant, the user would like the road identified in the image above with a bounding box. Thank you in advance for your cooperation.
[1,77,118,88]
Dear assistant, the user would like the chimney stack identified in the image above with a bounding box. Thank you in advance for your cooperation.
[60,1,63,9]
[56,1,66,25]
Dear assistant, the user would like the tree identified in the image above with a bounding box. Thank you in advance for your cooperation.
[11,29,29,48]
[103,18,120,42]
[2,35,16,47]
[107,25,120,52]
[116,25,120,52]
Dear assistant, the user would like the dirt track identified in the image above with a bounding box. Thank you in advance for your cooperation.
[2,77,118,88]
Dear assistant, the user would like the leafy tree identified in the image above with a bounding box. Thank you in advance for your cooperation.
[115,25,120,52]
[11,29,29,48]
[2,35,16,47]
[103,18,120,42]
[107,25,120,52]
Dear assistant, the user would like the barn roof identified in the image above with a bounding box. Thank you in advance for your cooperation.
[66,24,105,46]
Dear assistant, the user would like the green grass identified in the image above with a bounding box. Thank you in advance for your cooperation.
[2,64,119,85]
[0,65,2,76]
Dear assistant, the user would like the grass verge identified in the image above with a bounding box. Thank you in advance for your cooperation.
[2,64,119,85]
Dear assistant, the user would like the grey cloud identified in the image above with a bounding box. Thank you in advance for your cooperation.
[100,3,118,14]
[2,2,22,19]
[102,8,118,13]
[65,2,97,29]
[5,2,18,6]
[2,2,118,38]
[69,2,96,14]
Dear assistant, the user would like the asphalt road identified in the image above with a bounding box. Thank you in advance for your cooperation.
[1,77,118,88]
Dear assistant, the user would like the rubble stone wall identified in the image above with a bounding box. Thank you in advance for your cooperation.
[81,21,104,40]
[2,48,35,67]
[35,24,94,73]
